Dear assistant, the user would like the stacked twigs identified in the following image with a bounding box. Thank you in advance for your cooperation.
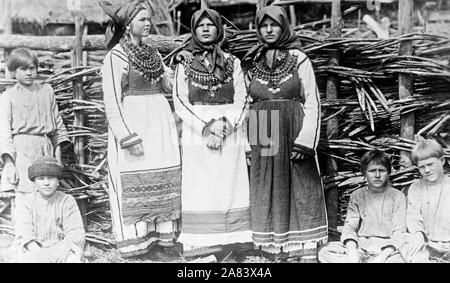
[1,29,448,227]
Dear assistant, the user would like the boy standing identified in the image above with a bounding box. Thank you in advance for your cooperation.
[0,48,69,194]
[318,150,406,263]
[402,139,450,262]
[13,156,85,263]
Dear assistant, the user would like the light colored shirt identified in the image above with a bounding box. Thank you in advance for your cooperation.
[0,83,69,161]
[407,175,450,243]
[341,186,407,253]
[14,191,85,256]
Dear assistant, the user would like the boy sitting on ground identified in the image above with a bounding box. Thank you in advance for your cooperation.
[318,150,406,263]
[401,139,450,263]
[12,156,85,263]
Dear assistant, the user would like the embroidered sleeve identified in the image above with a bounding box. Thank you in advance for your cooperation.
[159,51,174,94]
[223,57,250,130]
[0,92,16,163]
[101,48,136,143]
[172,64,209,134]
[293,51,321,155]
[47,84,70,148]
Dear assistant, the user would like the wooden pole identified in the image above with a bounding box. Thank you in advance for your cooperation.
[325,0,342,232]
[201,0,208,9]
[82,25,88,66]
[398,0,415,168]
[72,12,88,229]
[257,0,269,10]
[289,5,297,27]
[73,13,86,166]
[0,33,185,53]
[1,0,12,78]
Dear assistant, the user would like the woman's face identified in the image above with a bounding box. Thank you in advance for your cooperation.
[259,16,282,45]
[129,9,151,38]
[195,17,218,45]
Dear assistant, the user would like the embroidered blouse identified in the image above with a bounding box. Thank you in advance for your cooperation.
[246,49,321,155]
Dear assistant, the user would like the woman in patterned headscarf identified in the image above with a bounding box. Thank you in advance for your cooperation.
[172,8,252,257]
[100,0,182,258]
[243,5,328,262]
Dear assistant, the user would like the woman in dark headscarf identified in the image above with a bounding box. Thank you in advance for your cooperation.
[172,8,251,256]
[100,0,182,258]
[243,5,328,262]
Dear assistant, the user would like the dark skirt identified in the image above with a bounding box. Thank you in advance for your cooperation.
[249,100,328,252]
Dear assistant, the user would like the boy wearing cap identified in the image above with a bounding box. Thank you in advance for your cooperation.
[318,150,406,263]
[12,156,85,263]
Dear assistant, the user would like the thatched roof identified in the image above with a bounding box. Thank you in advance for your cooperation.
[9,0,127,25]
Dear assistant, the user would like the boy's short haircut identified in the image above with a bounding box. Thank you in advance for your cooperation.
[411,139,444,165]
[6,48,39,73]
[360,149,392,175]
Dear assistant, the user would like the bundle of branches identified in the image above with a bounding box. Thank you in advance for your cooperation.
[2,27,447,226]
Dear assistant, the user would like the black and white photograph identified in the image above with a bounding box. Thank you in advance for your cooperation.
[0,0,449,266]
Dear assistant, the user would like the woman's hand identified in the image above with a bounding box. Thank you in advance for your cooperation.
[176,50,194,64]
[206,134,223,150]
[210,120,233,138]
[127,143,144,156]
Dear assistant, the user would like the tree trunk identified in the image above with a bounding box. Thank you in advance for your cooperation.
[0,34,187,53]
[398,0,415,169]
[325,0,342,231]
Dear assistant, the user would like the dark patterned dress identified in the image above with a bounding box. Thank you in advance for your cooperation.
[247,49,328,259]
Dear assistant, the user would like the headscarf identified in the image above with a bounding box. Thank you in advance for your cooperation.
[243,5,303,64]
[186,8,227,82]
[99,0,146,50]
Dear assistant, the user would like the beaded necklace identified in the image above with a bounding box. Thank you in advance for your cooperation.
[251,50,298,94]
[120,37,165,84]
[183,55,234,97]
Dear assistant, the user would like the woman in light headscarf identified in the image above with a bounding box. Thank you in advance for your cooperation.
[100,0,181,258]
[243,5,328,262]
[172,8,252,257]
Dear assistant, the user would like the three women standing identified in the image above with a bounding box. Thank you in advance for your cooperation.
[100,0,181,257]
[243,6,328,261]
[173,8,252,254]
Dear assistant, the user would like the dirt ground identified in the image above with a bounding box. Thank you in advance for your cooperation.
[0,224,324,263]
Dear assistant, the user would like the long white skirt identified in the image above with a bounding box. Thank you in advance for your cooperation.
[107,94,181,257]
[178,104,252,250]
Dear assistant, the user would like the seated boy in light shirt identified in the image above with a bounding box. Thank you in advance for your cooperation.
[401,139,450,263]
[318,150,406,263]
[12,156,85,263]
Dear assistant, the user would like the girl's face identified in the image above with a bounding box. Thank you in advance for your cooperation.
[195,17,218,45]
[128,9,151,38]
[14,64,37,86]
[259,17,282,45]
